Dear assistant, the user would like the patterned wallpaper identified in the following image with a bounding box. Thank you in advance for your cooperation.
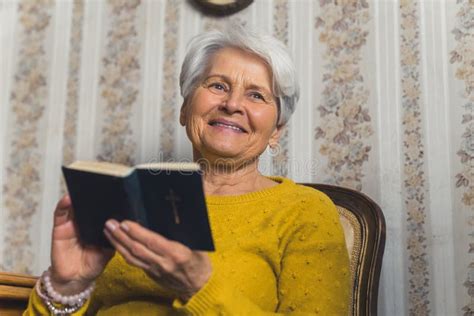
[96,0,142,165]
[0,0,470,315]
[60,0,84,196]
[62,0,83,168]
[272,0,290,177]
[399,1,431,314]
[314,0,373,191]
[159,0,180,161]
[2,0,54,275]
[451,1,474,315]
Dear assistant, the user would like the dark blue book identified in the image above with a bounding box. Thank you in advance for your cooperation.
[62,161,214,251]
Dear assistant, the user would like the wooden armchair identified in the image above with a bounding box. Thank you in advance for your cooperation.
[301,183,386,316]
[0,184,385,316]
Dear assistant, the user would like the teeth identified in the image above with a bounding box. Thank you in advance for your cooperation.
[213,122,243,132]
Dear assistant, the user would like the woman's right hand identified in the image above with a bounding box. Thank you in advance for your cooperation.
[49,195,114,295]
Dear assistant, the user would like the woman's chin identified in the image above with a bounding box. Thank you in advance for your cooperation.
[207,148,243,160]
[193,138,262,165]
[198,146,247,163]
[199,139,238,154]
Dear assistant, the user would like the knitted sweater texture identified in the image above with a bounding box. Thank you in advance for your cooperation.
[26,177,350,315]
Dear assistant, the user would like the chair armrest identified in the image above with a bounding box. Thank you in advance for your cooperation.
[0,272,38,316]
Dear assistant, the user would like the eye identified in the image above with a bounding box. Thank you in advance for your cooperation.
[249,92,266,102]
[210,82,227,91]
[203,79,229,95]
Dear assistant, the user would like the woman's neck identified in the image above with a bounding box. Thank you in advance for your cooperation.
[197,157,276,196]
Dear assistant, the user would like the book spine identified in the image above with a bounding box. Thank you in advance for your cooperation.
[123,171,148,227]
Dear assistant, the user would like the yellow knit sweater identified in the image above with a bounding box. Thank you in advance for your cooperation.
[26,177,350,315]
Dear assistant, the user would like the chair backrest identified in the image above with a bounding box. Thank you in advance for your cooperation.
[301,183,386,316]
[0,272,37,315]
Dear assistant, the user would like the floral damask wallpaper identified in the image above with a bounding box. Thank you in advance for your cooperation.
[62,0,83,169]
[2,0,54,275]
[159,0,180,161]
[0,0,470,315]
[314,0,373,191]
[450,1,474,315]
[271,0,290,177]
[97,0,142,165]
[399,1,431,314]
[451,2,474,209]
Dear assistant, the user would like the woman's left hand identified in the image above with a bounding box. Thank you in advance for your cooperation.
[104,219,212,302]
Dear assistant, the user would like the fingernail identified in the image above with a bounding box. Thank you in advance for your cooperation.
[120,222,129,232]
[105,220,116,231]
[56,208,68,216]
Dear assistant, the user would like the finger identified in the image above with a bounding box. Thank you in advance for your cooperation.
[105,220,169,268]
[119,220,179,256]
[103,228,150,270]
[147,264,163,279]
[118,220,195,272]
[53,195,72,227]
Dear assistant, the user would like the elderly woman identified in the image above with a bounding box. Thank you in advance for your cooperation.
[26,27,350,315]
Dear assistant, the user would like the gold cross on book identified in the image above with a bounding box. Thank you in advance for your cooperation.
[165,189,181,224]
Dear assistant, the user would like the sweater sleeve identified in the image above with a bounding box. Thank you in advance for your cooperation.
[173,192,350,316]
[276,193,350,314]
[23,283,90,316]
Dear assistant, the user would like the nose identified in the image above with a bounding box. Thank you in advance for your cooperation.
[219,90,244,114]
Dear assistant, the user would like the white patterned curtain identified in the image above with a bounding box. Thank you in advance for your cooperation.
[0,0,472,315]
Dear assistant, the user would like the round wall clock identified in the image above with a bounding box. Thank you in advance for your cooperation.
[191,0,254,16]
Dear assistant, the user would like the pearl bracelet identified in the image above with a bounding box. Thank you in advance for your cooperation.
[36,278,86,315]
[44,299,83,316]
[38,268,95,312]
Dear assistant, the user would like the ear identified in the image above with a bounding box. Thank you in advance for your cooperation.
[269,125,284,147]
[179,102,187,126]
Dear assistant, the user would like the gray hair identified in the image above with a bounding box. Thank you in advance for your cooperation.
[179,26,299,127]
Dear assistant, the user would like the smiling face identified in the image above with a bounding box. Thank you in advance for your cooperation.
[180,47,281,166]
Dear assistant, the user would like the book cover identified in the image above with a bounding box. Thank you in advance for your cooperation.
[62,162,214,251]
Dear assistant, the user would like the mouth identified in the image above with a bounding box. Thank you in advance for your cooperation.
[208,119,247,133]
